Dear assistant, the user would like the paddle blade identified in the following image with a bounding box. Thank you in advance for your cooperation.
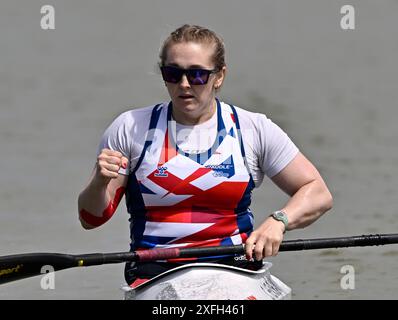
[0,253,76,285]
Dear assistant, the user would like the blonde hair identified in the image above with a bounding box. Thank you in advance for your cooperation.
[159,24,226,70]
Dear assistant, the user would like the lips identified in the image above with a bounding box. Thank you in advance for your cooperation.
[178,94,194,99]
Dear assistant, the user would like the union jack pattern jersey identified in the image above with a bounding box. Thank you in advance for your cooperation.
[125,99,255,259]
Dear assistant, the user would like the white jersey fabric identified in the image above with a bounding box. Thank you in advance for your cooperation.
[98,100,299,187]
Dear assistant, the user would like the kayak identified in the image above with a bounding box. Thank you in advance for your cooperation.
[122,261,291,300]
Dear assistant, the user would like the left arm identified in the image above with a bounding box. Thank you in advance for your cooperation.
[245,152,333,260]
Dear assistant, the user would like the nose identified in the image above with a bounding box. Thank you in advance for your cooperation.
[179,73,191,88]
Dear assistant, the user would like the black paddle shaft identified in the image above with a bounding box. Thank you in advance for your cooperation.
[279,233,398,251]
[1,233,398,285]
[0,252,137,285]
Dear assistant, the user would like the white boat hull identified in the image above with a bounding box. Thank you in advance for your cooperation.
[123,262,291,300]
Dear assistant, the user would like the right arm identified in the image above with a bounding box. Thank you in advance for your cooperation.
[78,149,129,229]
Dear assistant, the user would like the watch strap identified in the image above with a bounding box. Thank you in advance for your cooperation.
[271,210,289,230]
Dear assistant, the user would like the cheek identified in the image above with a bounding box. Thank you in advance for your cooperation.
[194,87,211,100]
[199,88,215,102]
[166,84,178,95]
[203,85,215,98]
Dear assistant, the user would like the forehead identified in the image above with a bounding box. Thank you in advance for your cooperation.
[165,42,215,68]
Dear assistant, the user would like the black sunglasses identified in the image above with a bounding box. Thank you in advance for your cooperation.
[160,65,219,85]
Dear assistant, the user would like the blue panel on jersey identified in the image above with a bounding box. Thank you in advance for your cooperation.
[236,209,254,234]
[139,182,156,194]
[227,127,235,138]
[235,176,255,213]
[221,237,234,246]
[135,240,157,249]
[141,235,177,246]
[126,174,147,251]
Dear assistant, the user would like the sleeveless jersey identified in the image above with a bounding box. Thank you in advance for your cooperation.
[125,99,255,258]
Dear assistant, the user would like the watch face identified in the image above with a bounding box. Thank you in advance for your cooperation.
[272,211,288,230]
[274,212,285,219]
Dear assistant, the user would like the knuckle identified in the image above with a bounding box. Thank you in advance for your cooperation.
[265,246,272,255]
[107,157,117,165]
[113,150,122,157]
[272,234,283,242]
[246,241,255,249]
[269,234,281,243]
[266,236,276,243]
[254,246,263,255]
[249,232,258,240]
[101,148,121,157]
[101,149,113,156]
[107,156,122,165]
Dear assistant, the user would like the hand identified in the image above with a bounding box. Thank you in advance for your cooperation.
[95,149,129,185]
[245,217,285,261]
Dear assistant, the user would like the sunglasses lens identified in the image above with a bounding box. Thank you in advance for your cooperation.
[161,66,183,83]
[187,69,210,85]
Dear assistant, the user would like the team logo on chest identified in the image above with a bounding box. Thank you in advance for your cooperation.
[154,166,168,177]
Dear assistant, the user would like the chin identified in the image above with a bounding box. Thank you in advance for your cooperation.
[175,100,199,112]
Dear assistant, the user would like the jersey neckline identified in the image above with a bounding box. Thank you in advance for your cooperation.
[166,98,227,161]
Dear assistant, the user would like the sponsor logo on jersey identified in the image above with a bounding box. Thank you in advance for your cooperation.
[154,166,168,177]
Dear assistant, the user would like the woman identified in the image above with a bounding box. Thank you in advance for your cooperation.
[78,24,333,286]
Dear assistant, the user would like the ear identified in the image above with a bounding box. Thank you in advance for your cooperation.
[215,66,227,89]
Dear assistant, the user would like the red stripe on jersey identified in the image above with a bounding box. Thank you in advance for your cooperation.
[158,128,178,165]
[148,170,203,195]
[174,181,248,209]
[161,167,212,198]
[146,208,236,223]
[172,215,238,243]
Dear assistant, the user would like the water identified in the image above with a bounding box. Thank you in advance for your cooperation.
[1,0,397,299]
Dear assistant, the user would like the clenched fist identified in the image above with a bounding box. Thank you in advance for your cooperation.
[95,149,129,185]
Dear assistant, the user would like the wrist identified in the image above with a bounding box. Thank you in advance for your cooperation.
[270,210,289,232]
[93,168,112,189]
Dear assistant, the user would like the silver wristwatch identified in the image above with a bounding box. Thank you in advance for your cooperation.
[270,210,289,230]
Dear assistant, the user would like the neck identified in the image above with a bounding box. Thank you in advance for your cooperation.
[172,99,217,125]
